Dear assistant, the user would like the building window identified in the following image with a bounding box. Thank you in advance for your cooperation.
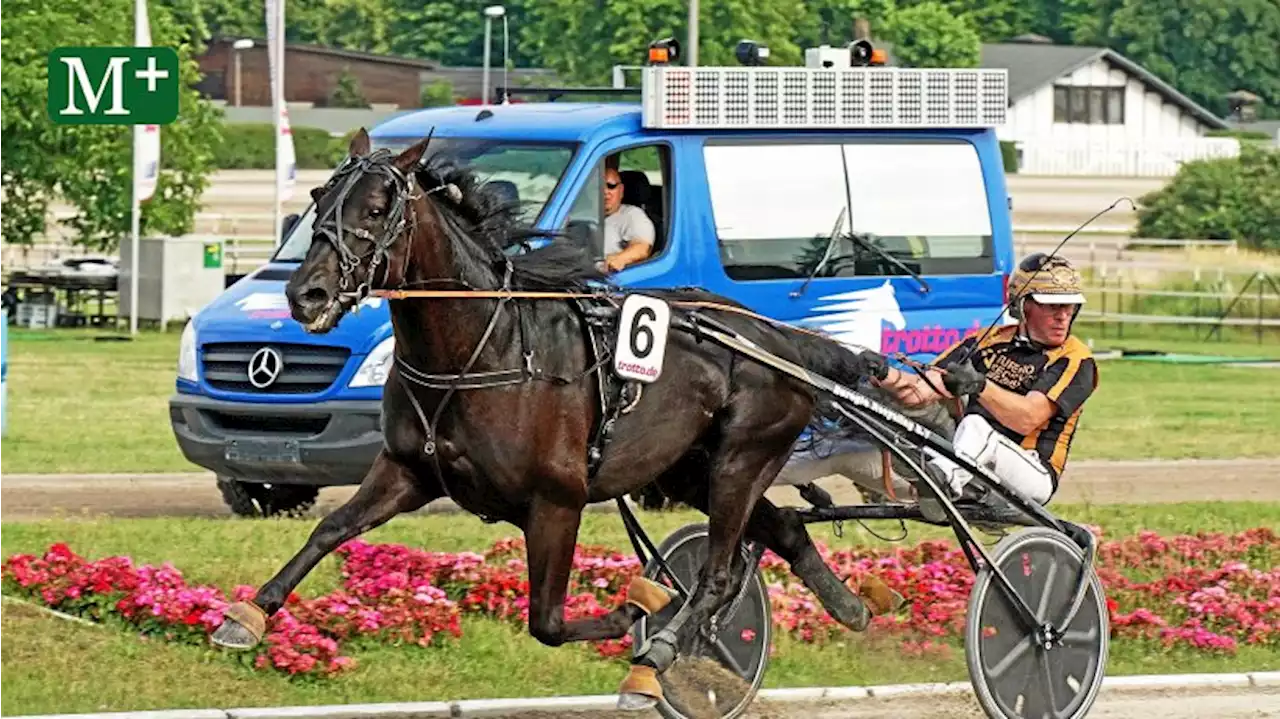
[1053,86,1124,124]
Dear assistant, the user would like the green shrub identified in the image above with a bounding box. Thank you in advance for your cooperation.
[1205,128,1273,141]
[420,80,456,108]
[1000,140,1019,174]
[1135,145,1280,252]
[212,124,347,169]
[327,67,369,109]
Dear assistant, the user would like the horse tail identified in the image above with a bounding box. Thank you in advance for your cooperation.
[778,327,883,389]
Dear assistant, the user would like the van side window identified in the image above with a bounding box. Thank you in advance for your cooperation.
[561,144,671,271]
[704,141,995,281]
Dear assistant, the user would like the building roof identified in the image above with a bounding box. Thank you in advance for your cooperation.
[979,42,1228,129]
[209,36,442,70]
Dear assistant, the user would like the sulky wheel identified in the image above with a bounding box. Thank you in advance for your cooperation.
[631,523,772,719]
[965,527,1110,719]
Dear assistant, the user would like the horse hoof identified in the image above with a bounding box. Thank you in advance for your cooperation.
[617,664,663,710]
[210,601,268,650]
[625,576,678,615]
[859,575,907,617]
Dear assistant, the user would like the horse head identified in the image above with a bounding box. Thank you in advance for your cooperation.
[286,129,440,333]
[286,128,572,334]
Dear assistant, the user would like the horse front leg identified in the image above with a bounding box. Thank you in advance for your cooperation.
[211,451,438,649]
[523,492,676,651]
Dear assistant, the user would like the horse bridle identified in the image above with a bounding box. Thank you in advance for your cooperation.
[313,147,460,302]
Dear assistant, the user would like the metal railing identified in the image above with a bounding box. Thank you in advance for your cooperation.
[1082,271,1280,343]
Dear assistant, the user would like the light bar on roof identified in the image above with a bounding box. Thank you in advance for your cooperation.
[640,66,1009,130]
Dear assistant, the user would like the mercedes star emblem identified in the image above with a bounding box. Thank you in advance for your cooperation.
[247,347,284,389]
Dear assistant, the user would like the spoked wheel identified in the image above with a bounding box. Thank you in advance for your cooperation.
[632,523,772,719]
[966,527,1110,719]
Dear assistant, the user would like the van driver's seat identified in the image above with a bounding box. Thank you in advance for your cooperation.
[619,170,664,242]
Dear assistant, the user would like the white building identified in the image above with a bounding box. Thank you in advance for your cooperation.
[980,39,1238,176]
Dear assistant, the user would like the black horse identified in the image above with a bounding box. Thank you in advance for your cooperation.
[211,130,904,706]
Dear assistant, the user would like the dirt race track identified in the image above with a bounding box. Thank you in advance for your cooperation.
[2,458,1277,521]
[584,686,1279,719]
[503,685,1280,719]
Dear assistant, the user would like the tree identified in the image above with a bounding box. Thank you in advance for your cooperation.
[1100,0,1280,120]
[518,0,808,86]
[882,2,981,68]
[793,0,896,48]
[897,0,1034,43]
[1,0,222,250]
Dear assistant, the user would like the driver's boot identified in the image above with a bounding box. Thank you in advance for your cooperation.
[917,463,987,524]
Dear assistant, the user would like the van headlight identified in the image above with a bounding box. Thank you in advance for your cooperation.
[349,337,395,387]
[177,320,198,382]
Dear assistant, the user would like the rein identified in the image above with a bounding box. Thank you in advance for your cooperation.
[364,287,841,343]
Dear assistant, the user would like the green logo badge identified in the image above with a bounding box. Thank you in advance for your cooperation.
[48,47,180,125]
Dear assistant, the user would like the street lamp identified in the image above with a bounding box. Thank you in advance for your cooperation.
[232,38,253,107]
[482,5,505,105]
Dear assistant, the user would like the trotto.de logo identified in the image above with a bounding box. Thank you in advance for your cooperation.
[47,47,179,125]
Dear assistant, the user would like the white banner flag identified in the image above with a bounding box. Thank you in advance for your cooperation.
[133,0,160,202]
[266,0,296,203]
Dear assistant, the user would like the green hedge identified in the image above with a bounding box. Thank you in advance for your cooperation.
[1134,145,1279,253]
[212,123,348,169]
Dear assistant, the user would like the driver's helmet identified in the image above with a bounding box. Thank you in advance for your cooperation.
[1009,253,1085,320]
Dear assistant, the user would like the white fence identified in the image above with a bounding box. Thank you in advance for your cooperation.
[1014,136,1241,177]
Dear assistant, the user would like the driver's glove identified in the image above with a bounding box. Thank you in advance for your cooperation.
[941,362,987,397]
[857,350,891,381]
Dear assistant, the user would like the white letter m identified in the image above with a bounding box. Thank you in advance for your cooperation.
[60,56,130,116]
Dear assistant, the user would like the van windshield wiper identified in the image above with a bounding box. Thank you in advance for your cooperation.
[789,207,847,299]
[845,231,931,294]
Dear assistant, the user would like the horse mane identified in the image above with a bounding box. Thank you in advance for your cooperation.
[414,153,606,291]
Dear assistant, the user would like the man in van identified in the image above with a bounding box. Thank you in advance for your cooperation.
[601,164,655,272]
[873,254,1098,515]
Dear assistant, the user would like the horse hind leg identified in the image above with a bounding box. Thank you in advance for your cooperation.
[745,498,905,631]
[211,451,437,649]
[622,430,795,707]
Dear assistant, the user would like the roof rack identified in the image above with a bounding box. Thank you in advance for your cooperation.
[639,65,1009,130]
[491,86,640,103]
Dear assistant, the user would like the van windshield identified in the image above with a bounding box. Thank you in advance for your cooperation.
[273,138,577,262]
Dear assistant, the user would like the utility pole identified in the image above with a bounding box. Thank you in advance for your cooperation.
[687,0,698,67]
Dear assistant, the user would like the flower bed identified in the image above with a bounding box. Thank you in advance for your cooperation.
[3,527,1276,679]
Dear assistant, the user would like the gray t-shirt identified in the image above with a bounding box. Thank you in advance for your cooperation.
[603,204,655,256]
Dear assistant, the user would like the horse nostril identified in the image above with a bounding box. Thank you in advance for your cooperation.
[303,287,331,307]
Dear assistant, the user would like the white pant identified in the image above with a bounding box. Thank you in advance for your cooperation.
[925,415,1054,504]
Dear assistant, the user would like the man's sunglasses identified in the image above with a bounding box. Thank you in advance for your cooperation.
[605,181,621,190]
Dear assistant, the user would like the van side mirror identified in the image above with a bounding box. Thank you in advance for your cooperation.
[281,213,301,240]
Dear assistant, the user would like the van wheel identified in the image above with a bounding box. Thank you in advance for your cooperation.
[217,476,319,518]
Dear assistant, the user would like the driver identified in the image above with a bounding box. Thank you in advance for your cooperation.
[873,254,1098,515]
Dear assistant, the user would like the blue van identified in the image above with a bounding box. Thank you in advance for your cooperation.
[170,48,1016,515]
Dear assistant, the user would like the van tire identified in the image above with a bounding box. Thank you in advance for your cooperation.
[217,476,319,518]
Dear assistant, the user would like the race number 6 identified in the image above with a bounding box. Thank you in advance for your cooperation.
[613,294,671,383]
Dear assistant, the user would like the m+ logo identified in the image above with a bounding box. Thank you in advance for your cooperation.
[48,47,180,125]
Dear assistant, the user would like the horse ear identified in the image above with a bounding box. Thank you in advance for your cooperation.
[393,136,431,173]
[348,128,371,157]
